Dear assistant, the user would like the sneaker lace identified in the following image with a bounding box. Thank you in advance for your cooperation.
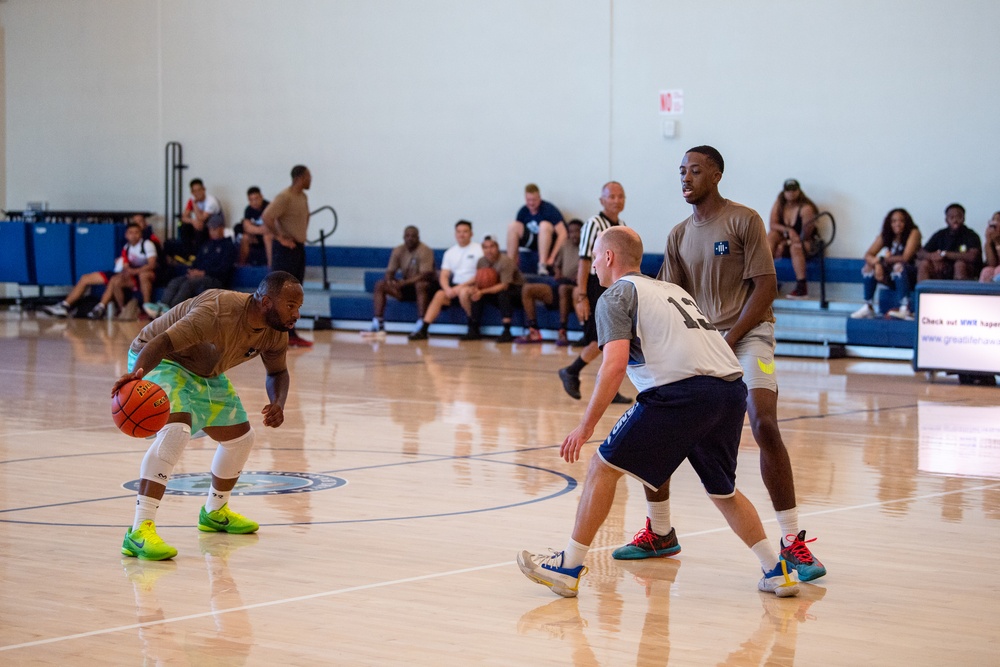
[630,525,658,548]
[783,532,816,564]
[540,549,566,568]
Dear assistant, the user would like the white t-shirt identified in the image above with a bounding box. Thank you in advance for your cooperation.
[186,194,221,216]
[441,242,483,285]
[114,239,157,273]
[597,273,743,392]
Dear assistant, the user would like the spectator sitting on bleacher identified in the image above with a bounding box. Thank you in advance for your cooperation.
[363,225,436,339]
[236,186,272,267]
[42,221,157,320]
[459,235,525,343]
[979,211,1000,283]
[171,178,224,262]
[767,179,819,300]
[850,208,922,321]
[915,203,982,283]
[409,220,483,341]
[515,219,582,345]
[506,183,567,276]
[144,217,237,319]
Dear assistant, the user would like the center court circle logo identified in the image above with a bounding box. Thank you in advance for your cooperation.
[122,471,347,497]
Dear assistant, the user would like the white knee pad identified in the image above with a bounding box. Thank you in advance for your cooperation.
[139,422,192,485]
[211,428,255,480]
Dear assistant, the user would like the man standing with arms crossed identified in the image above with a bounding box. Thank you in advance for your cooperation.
[612,146,825,582]
[263,165,313,348]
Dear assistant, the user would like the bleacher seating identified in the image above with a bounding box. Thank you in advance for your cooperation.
[1,226,935,353]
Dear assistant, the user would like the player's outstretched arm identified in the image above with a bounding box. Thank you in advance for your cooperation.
[560,339,629,464]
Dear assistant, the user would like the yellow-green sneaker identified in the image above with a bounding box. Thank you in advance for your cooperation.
[121,520,178,561]
[198,504,259,534]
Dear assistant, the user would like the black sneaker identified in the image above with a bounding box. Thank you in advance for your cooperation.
[558,368,581,400]
[408,329,428,341]
[460,329,482,341]
[496,329,514,343]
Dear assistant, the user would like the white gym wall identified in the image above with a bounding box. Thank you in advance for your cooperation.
[2,0,998,255]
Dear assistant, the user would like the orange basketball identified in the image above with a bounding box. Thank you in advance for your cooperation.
[475,267,500,290]
[112,379,170,438]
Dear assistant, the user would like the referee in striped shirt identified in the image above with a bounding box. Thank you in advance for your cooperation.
[558,181,632,404]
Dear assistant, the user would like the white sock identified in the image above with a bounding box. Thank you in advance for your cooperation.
[648,499,672,535]
[205,486,231,512]
[132,495,159,531]
[776,508,800,545]
[563,538,590,569]
[751,539,781,572]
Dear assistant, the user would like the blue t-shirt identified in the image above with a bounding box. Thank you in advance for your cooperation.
[516,200,564,233]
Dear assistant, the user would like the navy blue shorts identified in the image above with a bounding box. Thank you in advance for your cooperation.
[597,376,748,496]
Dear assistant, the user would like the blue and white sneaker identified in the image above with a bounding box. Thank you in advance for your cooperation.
[517,549,588,598]
[759,559,800,598]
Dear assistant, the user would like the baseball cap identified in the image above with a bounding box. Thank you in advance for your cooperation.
[783,179,800,192]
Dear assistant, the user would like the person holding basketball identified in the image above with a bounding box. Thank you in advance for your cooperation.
[113,271,303,560]
[458,235,524,342]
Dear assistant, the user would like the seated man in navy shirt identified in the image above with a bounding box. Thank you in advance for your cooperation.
[506,183,567,275]
[144,217,237,318]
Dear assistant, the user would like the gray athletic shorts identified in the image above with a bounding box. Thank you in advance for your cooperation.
[724,320,778,393]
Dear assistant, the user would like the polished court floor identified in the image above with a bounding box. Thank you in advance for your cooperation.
[1,311,998,666]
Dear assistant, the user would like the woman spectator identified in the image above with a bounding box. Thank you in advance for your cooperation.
[850,208,922,320]
[979,211,1000,283]
[767,179,819,299]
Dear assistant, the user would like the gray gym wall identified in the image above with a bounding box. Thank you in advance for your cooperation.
[1,0,998,256]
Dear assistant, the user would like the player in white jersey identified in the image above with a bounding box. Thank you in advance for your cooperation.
[517,227,799,599]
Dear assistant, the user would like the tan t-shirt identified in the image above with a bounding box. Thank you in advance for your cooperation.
[387,242,435,280]
[554,242,579,281]
[476,254,525,287]
[264,186,310,244]
[130,290,288,378]
[658,200,775,331]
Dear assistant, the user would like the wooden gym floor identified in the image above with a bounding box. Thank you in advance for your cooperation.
[1,311,998,666]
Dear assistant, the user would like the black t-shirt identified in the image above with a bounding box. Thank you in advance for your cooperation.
[241,201,270,244]
[244,202,269,225]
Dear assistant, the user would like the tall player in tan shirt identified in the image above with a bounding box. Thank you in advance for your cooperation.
[264,165,313,347]
[612,146,826,582]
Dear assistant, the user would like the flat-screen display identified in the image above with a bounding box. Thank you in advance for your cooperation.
[914,292,1000,373]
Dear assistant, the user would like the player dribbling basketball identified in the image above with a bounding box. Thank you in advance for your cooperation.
[114,271,302,560]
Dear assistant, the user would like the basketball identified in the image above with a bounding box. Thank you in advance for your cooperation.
[475,267,500,290]
[112,379,170,437]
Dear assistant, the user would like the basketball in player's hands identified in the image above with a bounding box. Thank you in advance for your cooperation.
[112,380,170,437]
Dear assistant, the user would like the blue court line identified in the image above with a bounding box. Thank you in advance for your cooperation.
[0,443,583,526]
